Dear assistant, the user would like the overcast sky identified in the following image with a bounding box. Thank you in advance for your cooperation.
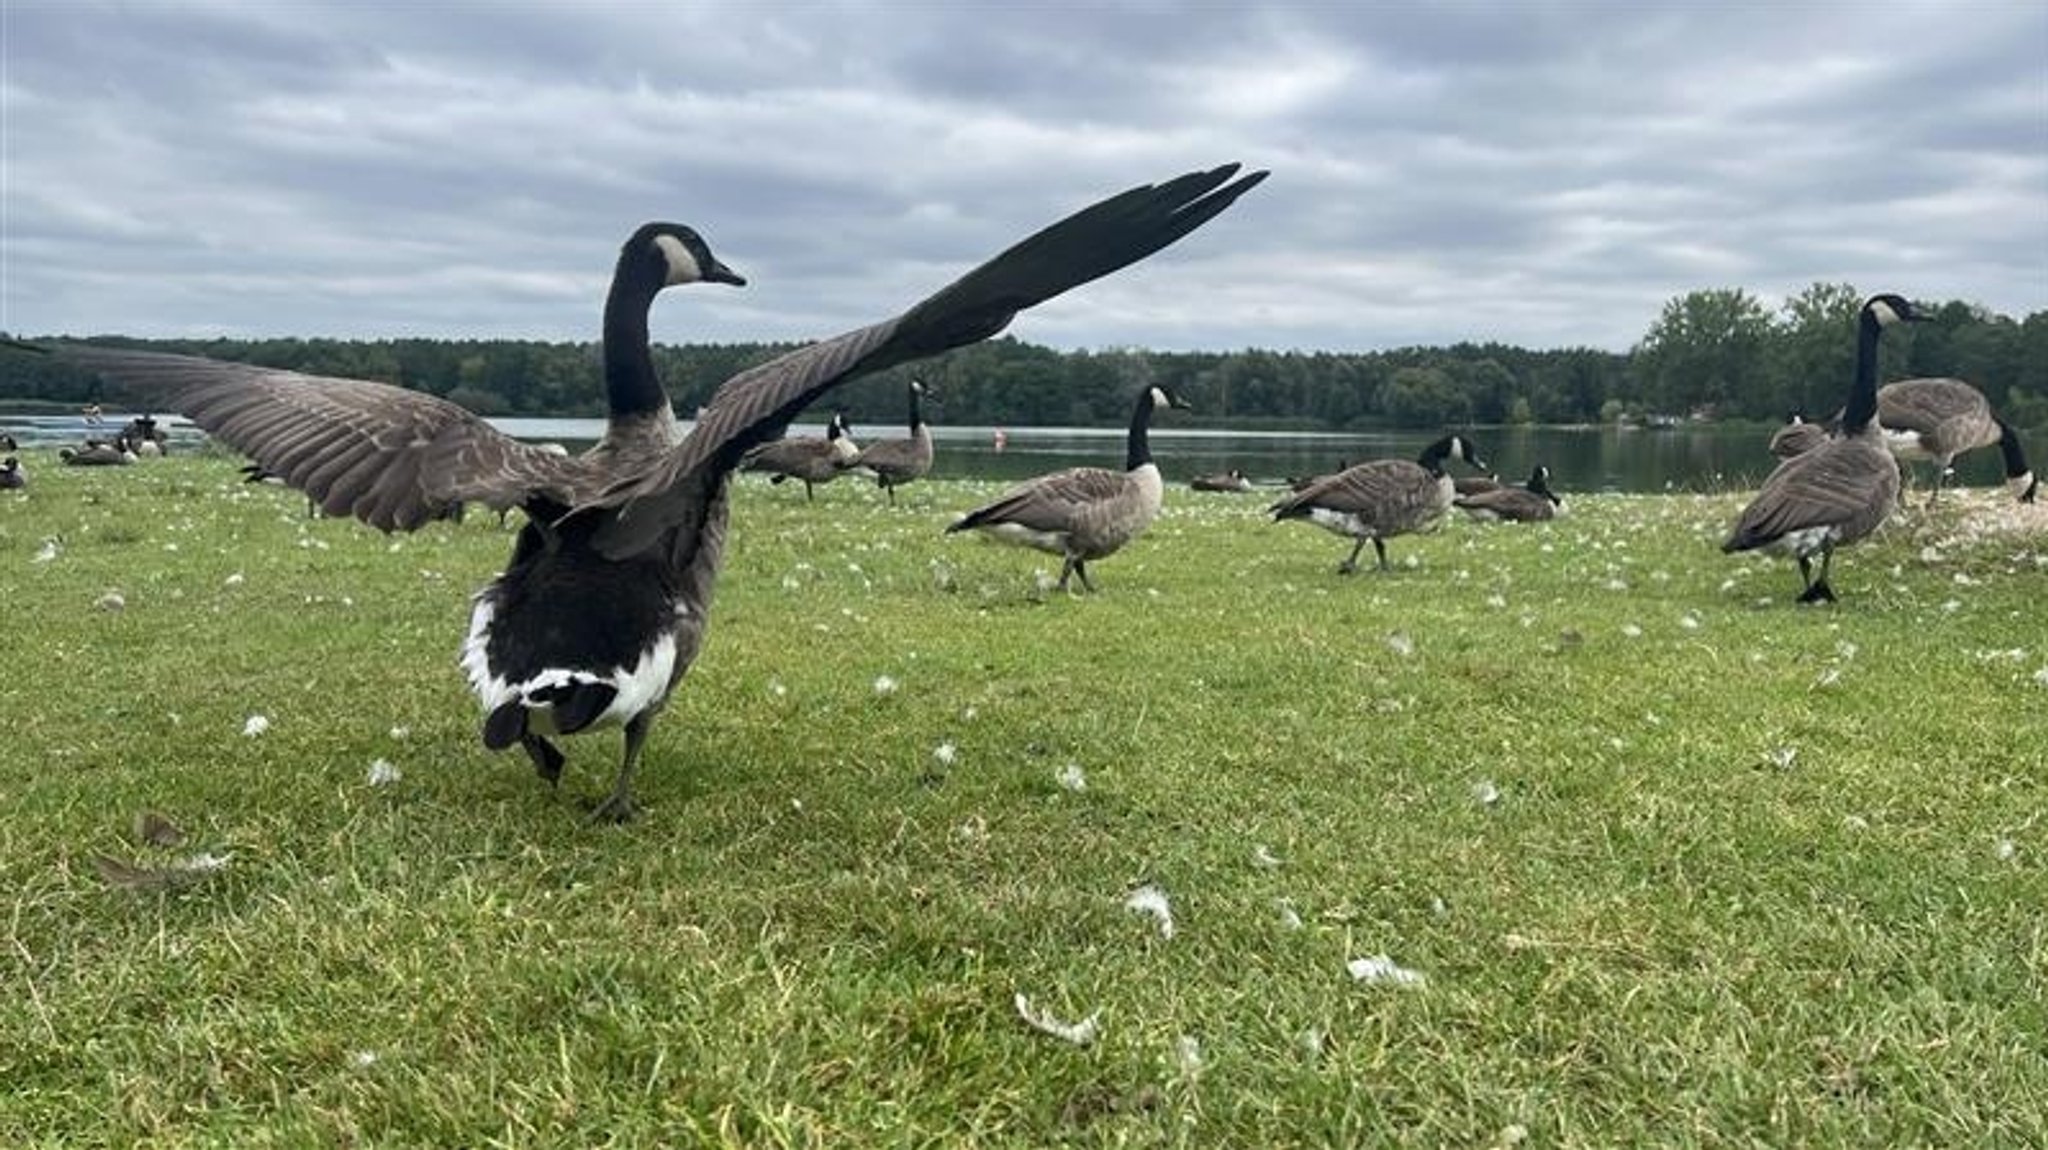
[3,1,2043,355]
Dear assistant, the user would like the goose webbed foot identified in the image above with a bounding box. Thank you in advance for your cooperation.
[589,791,640,824]
[1796,580,1838,605]
[1338,539,1366,575]
[521,734,565,785]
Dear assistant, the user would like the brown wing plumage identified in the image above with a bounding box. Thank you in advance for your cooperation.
[587,163,1269,559]
[1271,459,1442,532]
[951,467,1129,533]
[18,345,581,531]
[1457,485,1556,521]
[1724,434,1898,551]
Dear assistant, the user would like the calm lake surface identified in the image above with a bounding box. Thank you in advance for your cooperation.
[2,412,2020,495]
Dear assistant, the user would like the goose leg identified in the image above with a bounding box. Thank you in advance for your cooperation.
[1796,549,1838,604]
[521,733,565,785]
[803,480,815,502]
[1337,539,1367,575]
[1371,538,1390,571]
[590,710,655,824]
[1074,559,1097,593]
[885,482,897,506]
[1055,556,1077,591]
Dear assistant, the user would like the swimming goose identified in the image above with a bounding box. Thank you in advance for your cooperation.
[740,411,858,500]
[1768,414,1828,460]
[946,385,1191,592]
[1456,464,1560,521]
[1190,468,1253,493]
[12,162,1266,821]
[1268,434,1488,573]
[850,380,937,504]
[1877,378,2037,505]
[1723,293,1924,603]
[0,456,23,490]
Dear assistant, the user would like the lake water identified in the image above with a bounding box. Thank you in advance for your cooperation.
[1,411,2019,495]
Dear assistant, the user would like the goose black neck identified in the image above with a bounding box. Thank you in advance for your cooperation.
[1126,393,1158,471]
[1844,311,1884,432]
[602,257,668,419]
[1417,438,1453,477]
[908,386,925,432]
[1995,419,2031,479]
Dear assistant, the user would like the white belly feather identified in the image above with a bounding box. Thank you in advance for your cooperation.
[459,597,684,736]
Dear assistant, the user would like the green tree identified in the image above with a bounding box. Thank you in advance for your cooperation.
[1631,288,1774,418]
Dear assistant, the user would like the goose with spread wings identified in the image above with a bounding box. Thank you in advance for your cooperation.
[12,163,1266,821]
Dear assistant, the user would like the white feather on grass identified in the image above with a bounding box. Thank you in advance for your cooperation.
[1348,954,1426,987]
[1124,884,1175,939]
[241,714,270,737]
[1014,993,1100,1046]
[1055,763,1087,792]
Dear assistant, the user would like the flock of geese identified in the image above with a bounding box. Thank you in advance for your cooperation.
[5,164,2036,821]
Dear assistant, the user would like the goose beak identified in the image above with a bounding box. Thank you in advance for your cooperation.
[704,259,747,287]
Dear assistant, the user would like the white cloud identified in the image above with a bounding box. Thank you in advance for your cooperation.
[4,2,2042,352]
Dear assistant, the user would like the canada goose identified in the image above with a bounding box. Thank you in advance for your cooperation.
[1456,464,1560,521]
[1190,469,1253,493]
[1723,293,1925,603]
[0,434,17,452]
[1453,472,1503,497]
[1768,414,1828,459]
[851,380,937,504]
[1268,434,1488,573]
[60,437,137,466]
[121,415,169,456]
[13,162,1266,821]
[1877,378,2037,505]
[740,411,858,500]
[0,456,23,489]
[946,385,1192,592]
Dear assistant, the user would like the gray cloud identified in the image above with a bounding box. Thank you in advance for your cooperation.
[4,0,2042,353]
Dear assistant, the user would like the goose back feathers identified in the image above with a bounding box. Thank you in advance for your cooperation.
[13,162,1266,820]
[1768,416,1828,459]
[946,385,1189,592]
[1269,434,1488,573]
[1724,293,1923,603]
[1877,377,2036,504]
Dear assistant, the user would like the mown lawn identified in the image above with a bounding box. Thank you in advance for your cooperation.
[2,454,2043,1147]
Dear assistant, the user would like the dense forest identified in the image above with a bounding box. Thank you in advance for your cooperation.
[5,284,2044,430]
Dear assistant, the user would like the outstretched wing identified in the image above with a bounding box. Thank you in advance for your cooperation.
[587,163,1269,559]
[11,343,581,531]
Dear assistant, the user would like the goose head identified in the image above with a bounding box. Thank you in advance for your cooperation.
[1423,434,1488,473]
[1527,465,1561,504]
[1862,293,1926,329]
[1148,386,1194,413]
[826,412,854,441]
[629,222,746,290]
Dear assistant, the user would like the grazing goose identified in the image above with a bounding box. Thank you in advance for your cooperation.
[0,456,24,490]
[740,411,859,500]
[1877,378,2037,505]
[1190,468,1253,493]
[1723,293,1924,603]
[1456,464,1561,522]
[946,385,1192,592]
[1768,414,1828,460]
[1268,434,1488,573]
[851,379,937,504]
[12,162,1266,821]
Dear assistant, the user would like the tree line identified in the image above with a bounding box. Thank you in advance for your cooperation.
[5,283,2043,430]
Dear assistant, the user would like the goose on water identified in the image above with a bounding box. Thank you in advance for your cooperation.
[10,163,1266,821]
[1268,434,1488,573]
[946,385,1190,593]
[1723,293,1925,604]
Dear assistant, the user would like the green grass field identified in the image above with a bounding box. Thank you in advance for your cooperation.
[3,454,2043,1147]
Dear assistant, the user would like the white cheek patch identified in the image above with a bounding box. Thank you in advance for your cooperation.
[1870,299,1902,326]
[653,234,702,285]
